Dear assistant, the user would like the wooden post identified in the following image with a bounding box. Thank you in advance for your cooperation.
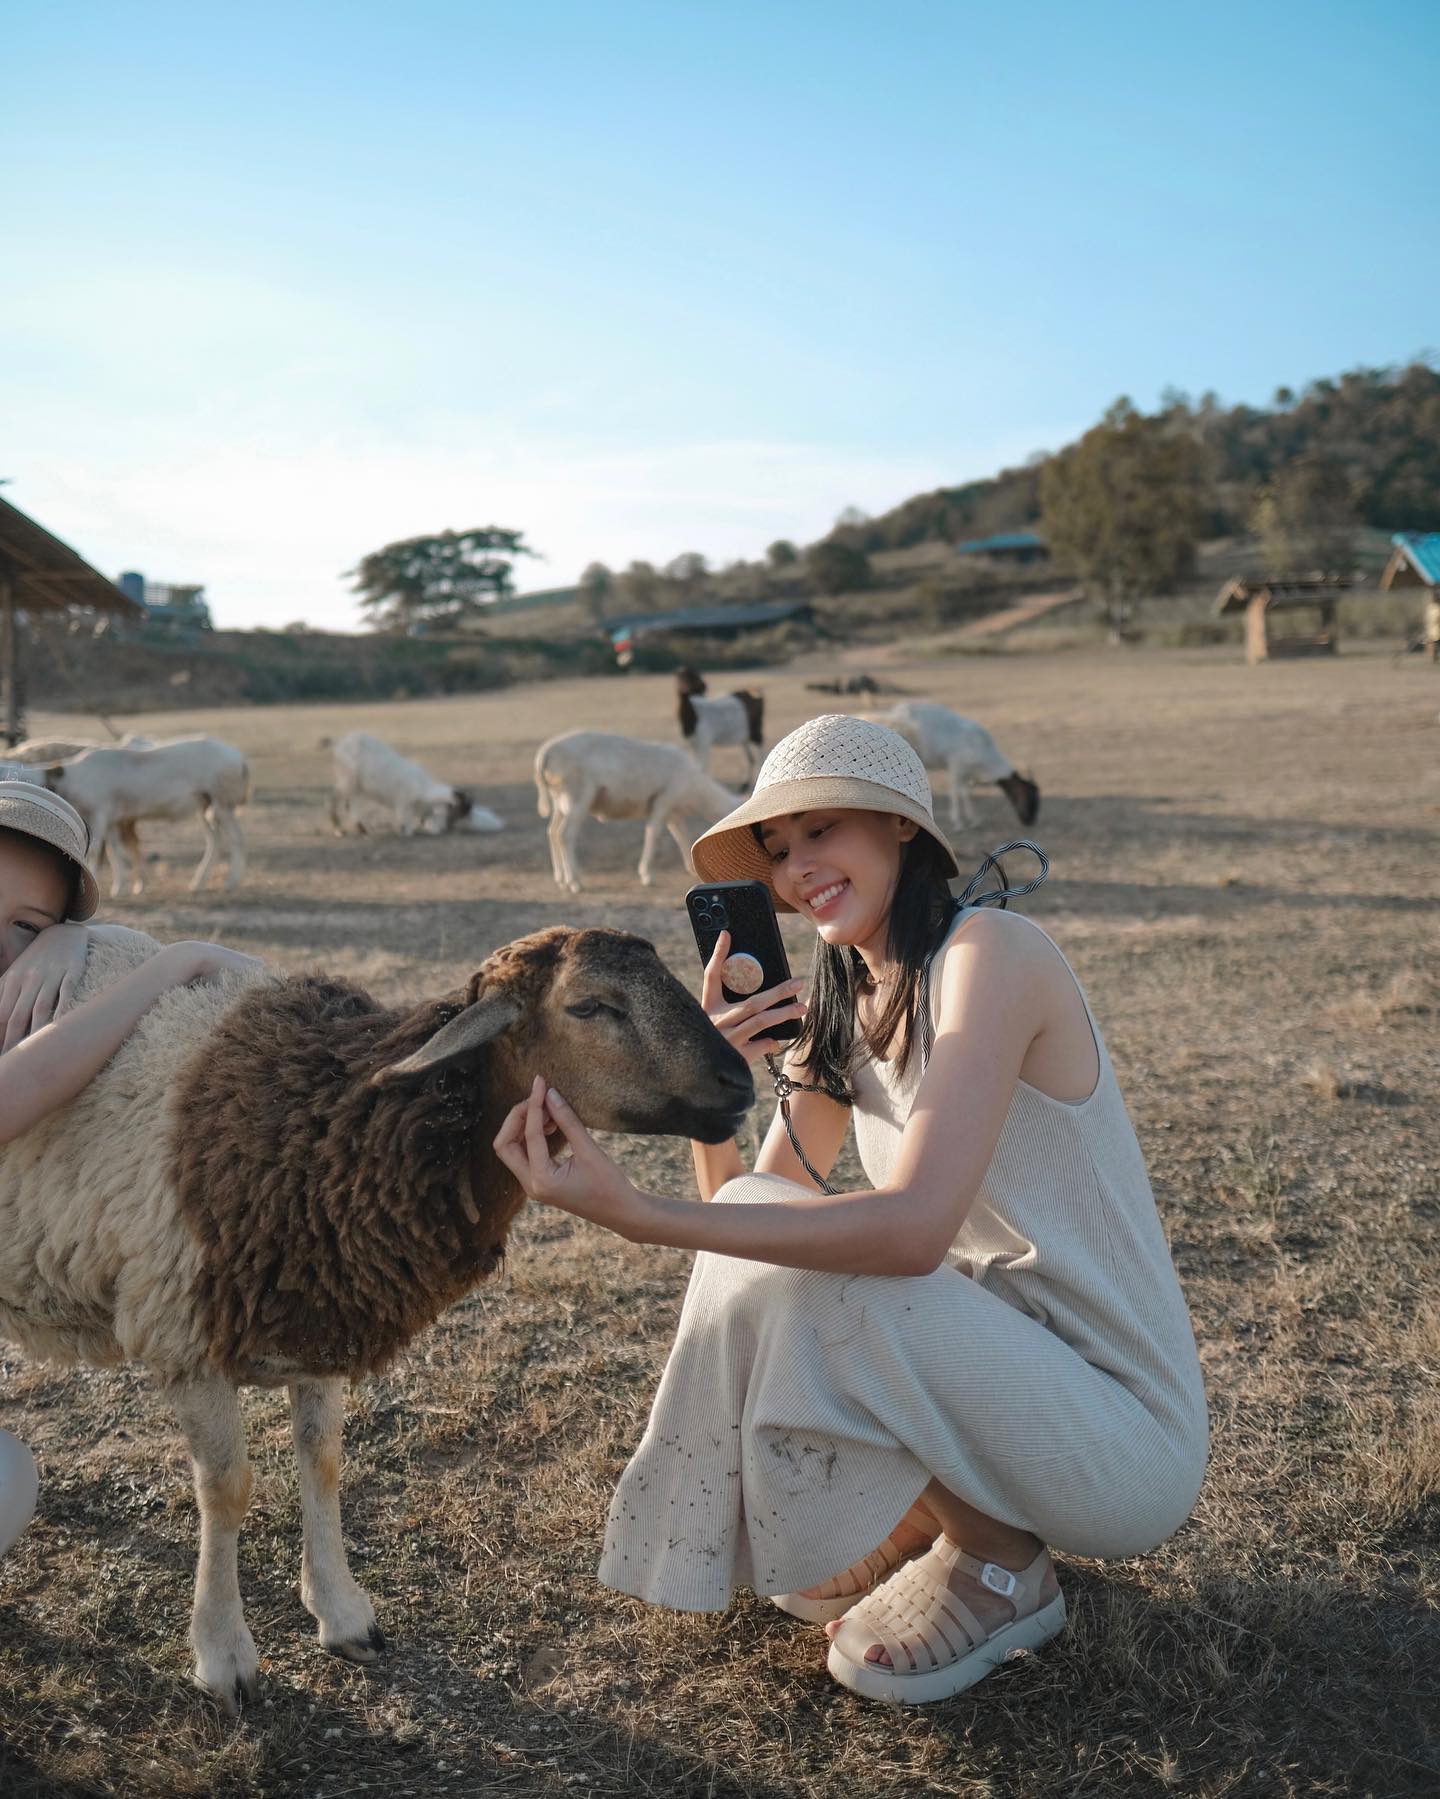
[1245,593,1268,665]
[0,567,17,746]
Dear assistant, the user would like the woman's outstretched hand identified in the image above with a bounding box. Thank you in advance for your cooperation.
[702,929,805,1065]
[493,1077,660,1241]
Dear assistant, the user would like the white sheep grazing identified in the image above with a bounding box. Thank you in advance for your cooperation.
[330,731,503,837]
[43,738,250,896]
[0,924,754,1710]
[675,667,765,776]
[9,737,155,881]
[534,730,738,892]
[877,701,1040,830]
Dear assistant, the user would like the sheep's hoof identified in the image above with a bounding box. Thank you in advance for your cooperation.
[328,1622,387,1664]
[194,1662,260,1717]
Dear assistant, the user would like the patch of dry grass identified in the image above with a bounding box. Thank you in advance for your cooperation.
[3,648,1439,1796]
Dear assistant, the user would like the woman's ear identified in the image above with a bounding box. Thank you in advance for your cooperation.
[895,816,920,843]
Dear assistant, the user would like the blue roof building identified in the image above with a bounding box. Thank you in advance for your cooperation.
[1380,532,1440,591]
[952,530,1047,562]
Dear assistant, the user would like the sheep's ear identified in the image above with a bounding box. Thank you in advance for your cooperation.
[373,995,520,1085]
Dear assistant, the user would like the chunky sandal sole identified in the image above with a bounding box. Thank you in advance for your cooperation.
[826,1591,1067,1704]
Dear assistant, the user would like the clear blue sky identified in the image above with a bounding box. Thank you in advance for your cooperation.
[7,0,1437,629]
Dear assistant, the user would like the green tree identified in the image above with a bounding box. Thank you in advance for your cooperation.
[1040,400,1209,638]
[766,539,799,568]
[578,561,613,627]
[665,551,709,586]
[805,539,872,596]
[349,526,534,632]
[1251,454,1356,575]
[614,560,664,613]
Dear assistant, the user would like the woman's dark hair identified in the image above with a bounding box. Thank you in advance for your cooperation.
[768,827,958,1103]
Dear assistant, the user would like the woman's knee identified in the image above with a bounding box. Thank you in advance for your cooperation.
[0,1429,39,1557]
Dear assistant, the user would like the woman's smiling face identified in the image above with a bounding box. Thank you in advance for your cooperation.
[760,809,918,956]
[0,830,69,976]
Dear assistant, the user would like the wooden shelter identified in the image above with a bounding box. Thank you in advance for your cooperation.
[0,495,142,744]
[1214,574,1352,666]
[1378,532,1440,596]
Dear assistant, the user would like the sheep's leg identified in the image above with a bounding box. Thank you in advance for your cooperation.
[95,813,131,899]
[665,814,696,874]
[947,756,978,831]
[640,781,686,885]
[289,1379,384,1664]
[214,804,246,890]
[116,821,145,895]
[545,796,568,886]
[556,790,589,892]
[170,1371,259,1714]
[190,802,223,892]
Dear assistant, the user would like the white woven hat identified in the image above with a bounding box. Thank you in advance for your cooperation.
[0,778,100,920]
[690,714,959,911]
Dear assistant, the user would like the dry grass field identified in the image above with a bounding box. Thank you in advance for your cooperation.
[2,645,1437,1798]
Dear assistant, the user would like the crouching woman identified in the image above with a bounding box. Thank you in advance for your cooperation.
[0,780,257,1561]
[494,716,1208,1705]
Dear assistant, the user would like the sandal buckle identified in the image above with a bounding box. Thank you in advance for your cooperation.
[980,1562,1016,1597]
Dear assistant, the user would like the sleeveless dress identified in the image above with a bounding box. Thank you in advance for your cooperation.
[597,910,1209,1612]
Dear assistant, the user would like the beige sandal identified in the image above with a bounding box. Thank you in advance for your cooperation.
[826,1539,1066,1703]
[772,1504,936,1624]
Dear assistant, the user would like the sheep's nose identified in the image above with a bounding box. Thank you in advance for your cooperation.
[715,1063,754,1104]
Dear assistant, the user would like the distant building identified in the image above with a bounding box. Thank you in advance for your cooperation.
[1378,532,1440,594]
[118,572,214,634]
[605,598,814,648]
[952,530,1048,565]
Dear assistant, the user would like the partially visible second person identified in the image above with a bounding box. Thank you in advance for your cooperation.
[0,779,259,1560]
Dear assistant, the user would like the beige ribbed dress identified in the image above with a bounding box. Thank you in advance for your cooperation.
[597,911,1208,1612]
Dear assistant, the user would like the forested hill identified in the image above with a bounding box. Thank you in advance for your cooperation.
[828,362,1440,555]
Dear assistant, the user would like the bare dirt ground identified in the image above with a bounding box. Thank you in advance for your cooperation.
[2,646,1437,1798]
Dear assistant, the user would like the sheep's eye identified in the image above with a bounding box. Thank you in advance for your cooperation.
[566,998,625,1021]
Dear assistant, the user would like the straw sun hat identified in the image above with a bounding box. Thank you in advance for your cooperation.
[0,778,100,921]
[691,714,959,912]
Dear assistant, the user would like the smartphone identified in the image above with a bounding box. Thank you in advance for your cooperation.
[685,879,801,1043]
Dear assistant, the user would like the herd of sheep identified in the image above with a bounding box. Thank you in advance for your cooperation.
[12,673,1040,902]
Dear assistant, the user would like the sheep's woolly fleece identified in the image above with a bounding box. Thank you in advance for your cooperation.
[0,929,570,1385]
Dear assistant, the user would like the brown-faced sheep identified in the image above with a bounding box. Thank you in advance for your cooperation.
[0,925,752,1712]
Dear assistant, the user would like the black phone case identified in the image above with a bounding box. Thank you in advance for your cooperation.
[685,879,800,1043]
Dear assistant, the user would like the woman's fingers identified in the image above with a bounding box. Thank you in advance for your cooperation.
[492,1098,532,1176]
[1,978,39,1053]
[28,974,63,1036]
[712,978,804,1032]
[540,1086,595,1157]
[700,930,731,1010]
[523,1076,557,1173]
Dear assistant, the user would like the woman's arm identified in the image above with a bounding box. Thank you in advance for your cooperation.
[499,911,1057,1276]
[0,941,262,1144]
